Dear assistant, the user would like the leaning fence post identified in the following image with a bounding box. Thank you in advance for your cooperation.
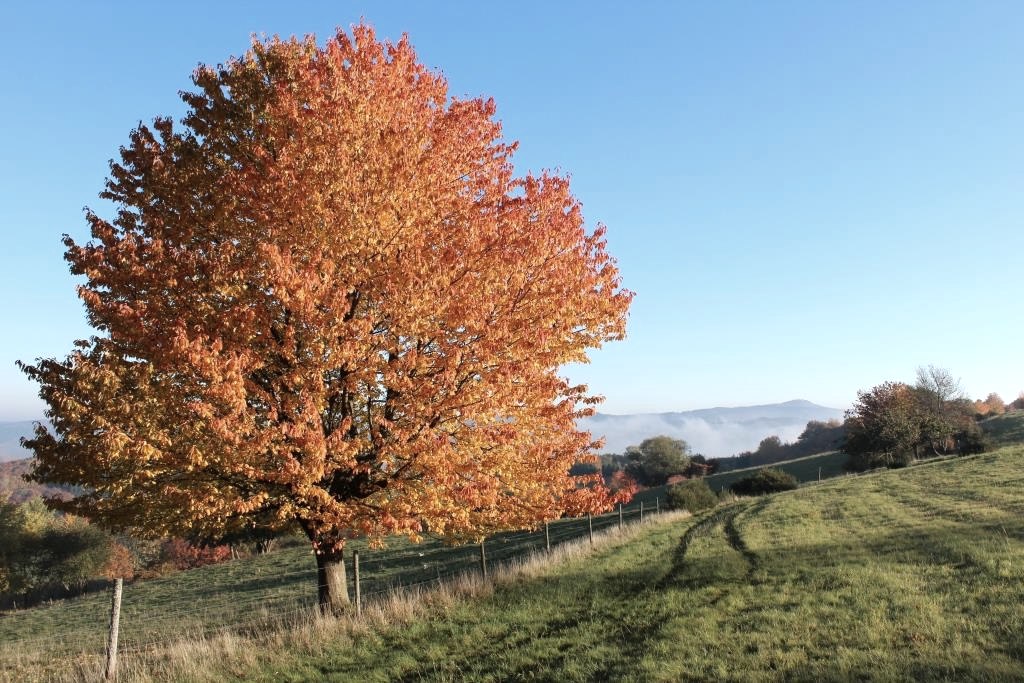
[479,539,487,581]
[588,513,594,545]
[545,521,551,553]
[104,578,123,682]
[353,550,361,617]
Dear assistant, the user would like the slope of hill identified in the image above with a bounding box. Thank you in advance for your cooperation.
[3,444,1021,681]
[0,459,73,503]
[981,410,1024,447]
[251,446,1024,681]
[581,399,844,457]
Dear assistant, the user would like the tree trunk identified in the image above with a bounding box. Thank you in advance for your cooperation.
[314,547,350,614]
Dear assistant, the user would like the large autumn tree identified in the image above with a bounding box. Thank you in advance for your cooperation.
[20,26,632,612]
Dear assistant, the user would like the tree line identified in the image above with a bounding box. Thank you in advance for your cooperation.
[842,366,1001,470]
[594,366,1019,489]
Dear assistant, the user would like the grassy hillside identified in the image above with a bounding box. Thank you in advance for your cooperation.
[0,459,74,503]
[5,445,1021,681]
[0,500,653,680]
[982,410,1024,447]
[703,449,848,491]
[238,447,1021,682]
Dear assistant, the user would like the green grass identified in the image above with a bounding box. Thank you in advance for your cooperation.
[703,449,849,492]
[5,445,1024,681]
[0,499,652,679]
[982,410,1024,447]
[225,445,1024,681]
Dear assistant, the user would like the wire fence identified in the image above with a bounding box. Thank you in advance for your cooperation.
[0,498,665,671]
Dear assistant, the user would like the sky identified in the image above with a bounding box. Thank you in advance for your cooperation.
[0,1,1021,421]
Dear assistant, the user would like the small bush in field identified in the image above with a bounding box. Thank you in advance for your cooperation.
[160,539,232,571]
[730,468,798,496]
[666,479,718,513]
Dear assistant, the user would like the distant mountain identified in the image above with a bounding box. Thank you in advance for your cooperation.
[0,421,42,463]
[580,400,845,458]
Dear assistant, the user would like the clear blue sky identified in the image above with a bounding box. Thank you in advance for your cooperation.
[1,1,1021,420]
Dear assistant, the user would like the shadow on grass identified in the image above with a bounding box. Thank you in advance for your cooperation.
[305,502,1024,682]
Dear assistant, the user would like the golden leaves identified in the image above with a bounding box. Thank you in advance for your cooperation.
[23,22,631,553]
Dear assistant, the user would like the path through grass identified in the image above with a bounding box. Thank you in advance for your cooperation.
[234,446,1024,681]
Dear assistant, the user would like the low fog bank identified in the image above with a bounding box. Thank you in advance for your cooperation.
[581,400,844,458]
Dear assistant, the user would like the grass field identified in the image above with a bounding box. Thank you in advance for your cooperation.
[982,410,1024,447]
[703,450,849,491]
[4,431,1024,681]
[0,499,654,681]
[220,446,1020,682]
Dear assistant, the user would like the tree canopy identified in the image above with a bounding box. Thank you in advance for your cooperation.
[844,369,982,471]
[624,436,691,486]
[20,26,632,611]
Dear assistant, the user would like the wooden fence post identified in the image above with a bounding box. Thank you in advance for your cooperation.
[104,578,123,682]
[640,501,644,523]
[545,521,551,553]
[618,503,623,530]
[479,539,487,581]
[656,497,660,514]
[353,550,361,617]
[588,513,593,545]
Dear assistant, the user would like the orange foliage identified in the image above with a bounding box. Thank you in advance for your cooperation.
[608,470,639,504]
[159,539,232,571]
[101,541,136,580]
[20,23,631,577]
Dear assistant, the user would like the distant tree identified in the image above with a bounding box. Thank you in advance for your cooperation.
[158,539,232,571]
[623,436,691,487]
[1012,393,1024,411]
[845,371,984,471]
[730,468,798,496]
[915,365,963,414]
[0,494,24,594]
[569,461,600,477]
[794,419,846,455]
[684,453,716,477]
[984,393,1006,416]
[756,435,785,460]
[598,453,626,481]
[913,366,975,456]
[843,382,920,470]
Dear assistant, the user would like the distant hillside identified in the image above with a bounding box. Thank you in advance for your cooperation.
[0,459,74,503]
[0,421,41,463]
[581,400,844,457]
[981,410,1024,447]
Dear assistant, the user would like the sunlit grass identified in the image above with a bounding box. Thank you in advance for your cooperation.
[3,445,1023,681]
[240,445,1024,682]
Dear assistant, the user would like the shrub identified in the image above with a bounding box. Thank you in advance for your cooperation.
[957,427,990,456]
[730,468,799,496]
[159,539,232,571]
[666,480,718,513]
